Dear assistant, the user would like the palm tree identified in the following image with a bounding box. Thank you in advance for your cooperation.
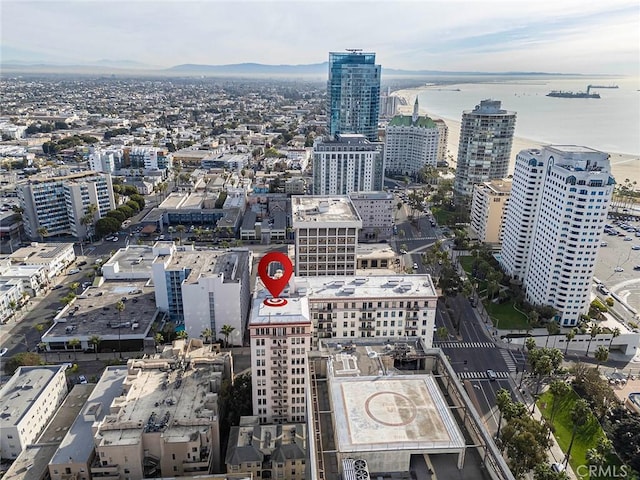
[68,338,81,361]
[37,226,48,242]
[69,282,80,294]
[89,335,101,360]
[564,328,577,355]
[608,327,620,351]
[115,300,125,358]
[220,324,235,348]
[176,225,186,244]
[154,332,164,351]
[495,388,512,439]
[545,321,560,347]
[564,399,592,467]
[585,324,600,357]
[549,379,570,424]
[594,346,609,370]
[176,330,189,340]
[201,328,214,345]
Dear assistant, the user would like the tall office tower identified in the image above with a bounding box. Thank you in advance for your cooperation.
[250,293,313,424]
[500,146,614,326]
[291,196,362,277]
[312,134,384,195]
[470,179,512,245]
[327,50,381,142]
[17,171,115,240]
[453,99,516,197]
[384,98,440,177]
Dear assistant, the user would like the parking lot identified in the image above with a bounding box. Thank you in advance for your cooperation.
[594,218,640,320]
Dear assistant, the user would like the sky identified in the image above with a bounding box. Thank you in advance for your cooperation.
[2,0,639,75]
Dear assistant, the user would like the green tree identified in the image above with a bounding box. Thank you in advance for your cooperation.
[532,464,569,480]
[585,436,612,468]
[201,328,214,345]
[585,324,600,357]
[69,282,80,294]
[220,324,236,347]
[435,326,449,341]
[68,338,81,361]
[3,352,43,374]
[549,379,570,424]
[89,335,101,360]
[495,388,512,439]
[564,399,592,467]
[608,327,620,350]
[37,226,48,241]
[154,332,164,351]
[500,414,552,478]
[594,346,609,369]
[564,328,577,355]
[176,225,186,244]
[176,330,189,340]
[528,347,564,396]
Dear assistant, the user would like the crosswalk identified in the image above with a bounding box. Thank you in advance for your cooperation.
[436,341,496,349]
[500,349,518,372]
[457,371,510,380]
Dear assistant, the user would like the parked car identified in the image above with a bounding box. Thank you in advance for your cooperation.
[413,263,419,270]
[399,249,408,255]
[77,261,87,266]
[0,347,8,356]
[79,375,88,384]
[614,266,624,272]
[68,268,80,275]
[632,245,640,250]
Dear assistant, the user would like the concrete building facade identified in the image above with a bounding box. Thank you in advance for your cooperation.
[249,294,313,425]
[312,134,384,195]
[348,191,394,243]
[384,99,440,177]
[0,366,67,460]
[500,146,614,326]
[17,171,115,240]
[453,100,516,197]
[470,179,512,244]
[9,242,75,281]
[291,196,362,277]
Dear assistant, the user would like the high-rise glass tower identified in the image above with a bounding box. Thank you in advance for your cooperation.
[453,99,516,197]
[327,50,381,142]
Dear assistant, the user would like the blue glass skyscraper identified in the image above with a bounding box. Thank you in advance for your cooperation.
[327,50,381,142]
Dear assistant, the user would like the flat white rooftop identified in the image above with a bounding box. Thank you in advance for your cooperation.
[331,374,465,453]
[291,196,361,225]
[300,275,437,299]
[250,292,311,326]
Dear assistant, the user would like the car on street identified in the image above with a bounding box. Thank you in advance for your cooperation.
[68,268,80,275]
[79,375,88,384]
[0,347,8,356]
[77,261,87,266]
[614,267,624,272]
[399,249,408,255]
[52,284,63,290]
[486,369,498,381]
[413,263,419,270]
[111,237,119,242]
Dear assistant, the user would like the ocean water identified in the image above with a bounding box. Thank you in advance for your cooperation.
[414,76,640,156]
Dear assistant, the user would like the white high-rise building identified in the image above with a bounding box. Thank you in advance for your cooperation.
[384,98,440,177]
[17,171,115,241]
[500,146,614,326]
[454,100,516,197]
[312,134,384,195]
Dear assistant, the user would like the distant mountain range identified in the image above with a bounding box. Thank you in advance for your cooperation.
[0,59,576,78]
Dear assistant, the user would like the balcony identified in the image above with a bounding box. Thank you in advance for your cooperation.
[405,324,418,330]
[359,324,375,331]
[271,343,287,350]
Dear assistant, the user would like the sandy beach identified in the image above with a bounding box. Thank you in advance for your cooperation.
[392,88,639,182]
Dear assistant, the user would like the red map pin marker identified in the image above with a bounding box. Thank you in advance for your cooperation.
[258,252,293,305]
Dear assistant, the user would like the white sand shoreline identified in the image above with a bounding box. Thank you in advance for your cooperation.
[391,88,639,181]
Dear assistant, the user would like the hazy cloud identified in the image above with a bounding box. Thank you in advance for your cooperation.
[1,0,638,74]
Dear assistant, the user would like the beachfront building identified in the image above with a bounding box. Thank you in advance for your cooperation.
[249,293,313,424]
[348,191,394,243]
[327,50,381,142]
[384,98,440,177]
[291,196,362,277]
[312,134,384,195]
[470,179,512,245]
[16,171,115,241]
[434,119,449,163]
[151,242,252,344]
[500,146,614,326]
[453,100,516,197]
[0,365,67,460]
